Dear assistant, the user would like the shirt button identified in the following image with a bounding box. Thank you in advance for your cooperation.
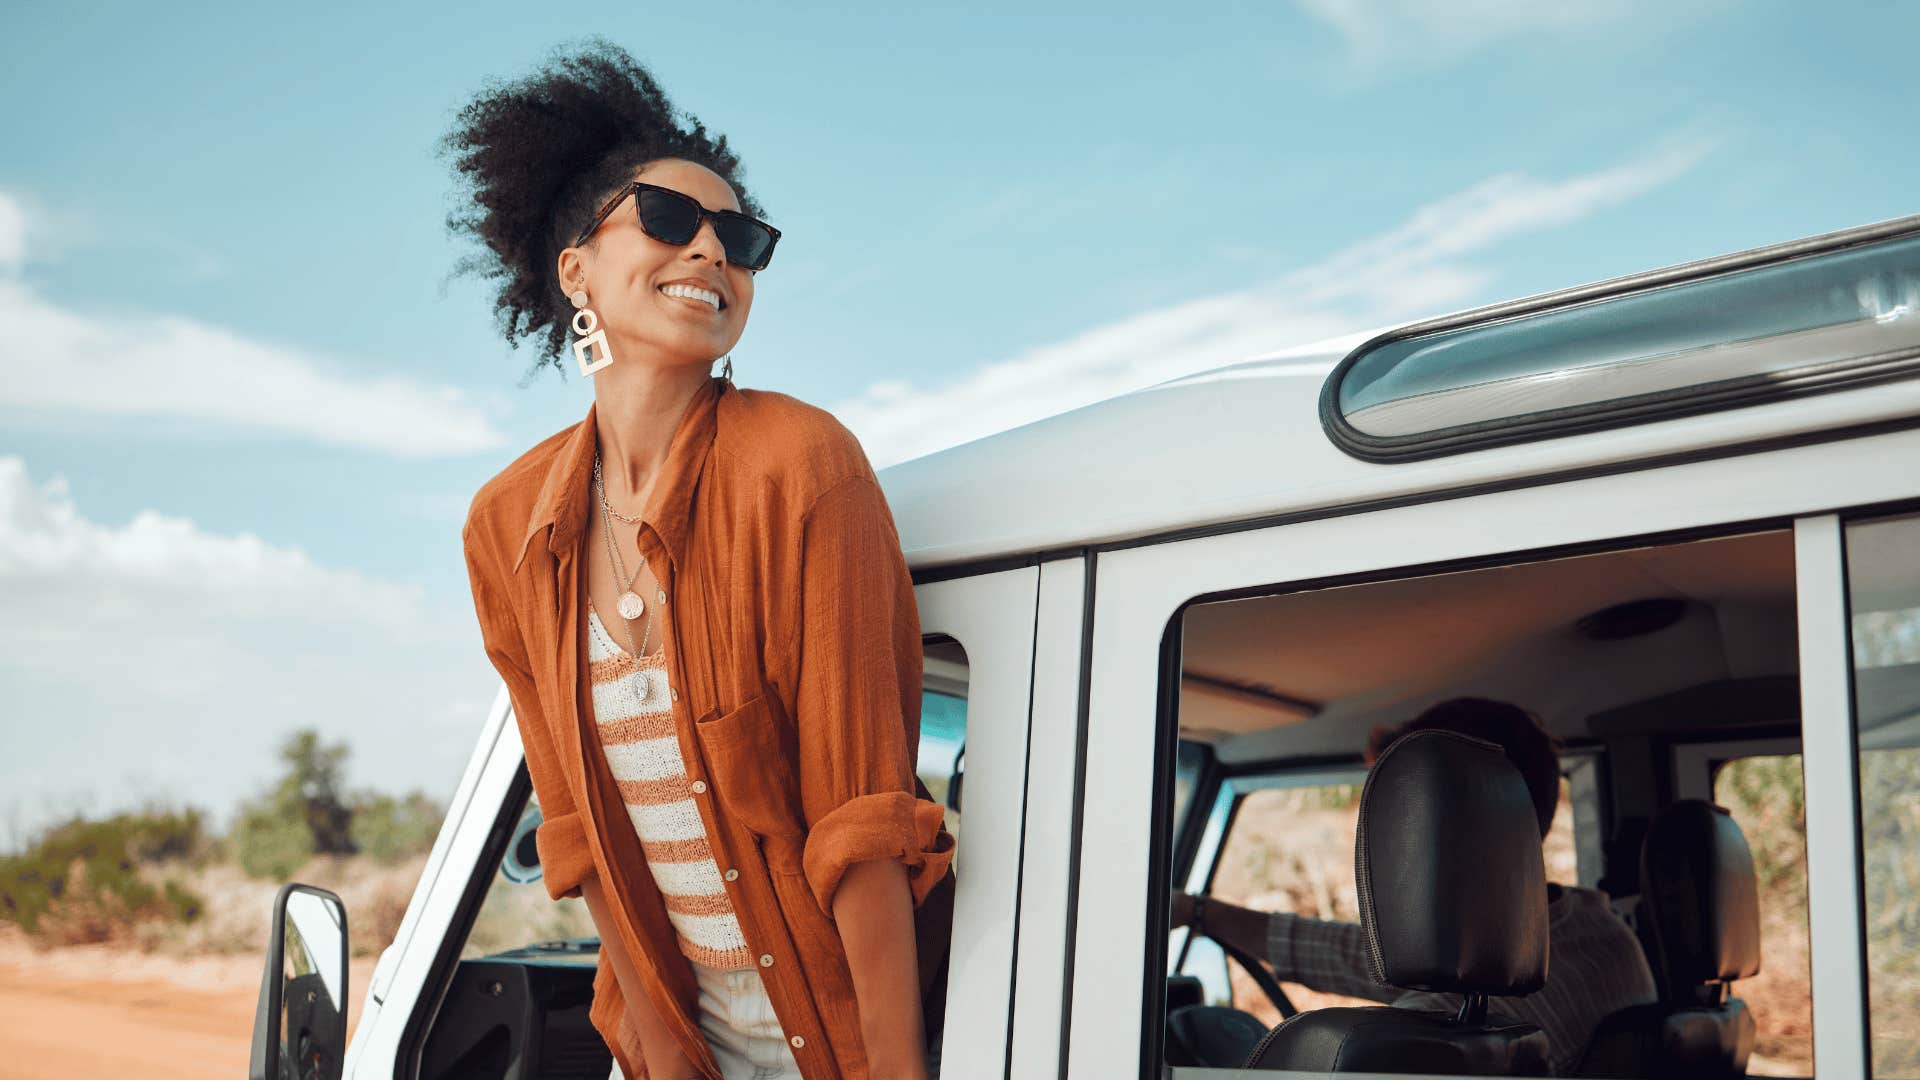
[657,589,667,604]
[789,1035,805,1049]
[724,868,739,881]
[690,780,707,794]
[759,953,774,968]
[670,687,678,702]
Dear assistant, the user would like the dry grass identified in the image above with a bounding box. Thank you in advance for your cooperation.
[122,851,430,959]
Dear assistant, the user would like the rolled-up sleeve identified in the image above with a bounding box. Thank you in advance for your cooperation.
[463,516,594,903]
[794,473,956,917]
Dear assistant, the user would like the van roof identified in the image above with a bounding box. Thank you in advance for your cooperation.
[878,217,1920,571]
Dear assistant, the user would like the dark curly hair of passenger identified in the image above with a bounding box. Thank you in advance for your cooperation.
[437,37,763,384]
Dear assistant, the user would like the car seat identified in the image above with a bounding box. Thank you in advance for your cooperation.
[1240,729,1553,1075]
[1575,799,1760,1078]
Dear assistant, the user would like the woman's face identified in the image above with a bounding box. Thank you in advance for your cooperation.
[560,157,756,366]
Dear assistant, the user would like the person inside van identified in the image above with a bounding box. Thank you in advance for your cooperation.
[1170,697,1658,1076]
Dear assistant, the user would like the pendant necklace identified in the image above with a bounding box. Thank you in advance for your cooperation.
[594,452,649,621]
[594,452,655,696]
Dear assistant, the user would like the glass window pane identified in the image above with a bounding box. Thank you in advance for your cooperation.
[1172,740,1206,828]
[920,636,970,841]
[1328,225,1920,452]
[1845,511,1920,1077]
[464,787,599,961]
[1714,754,1814,1077]
[1210,783,1371,1022]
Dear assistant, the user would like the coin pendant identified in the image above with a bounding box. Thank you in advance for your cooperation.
[617,591,646,620]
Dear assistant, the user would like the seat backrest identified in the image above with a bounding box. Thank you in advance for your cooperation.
[1243,730,1552,1075]
[1575,799,1761,1078]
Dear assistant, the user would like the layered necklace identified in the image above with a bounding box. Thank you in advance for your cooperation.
[593,450,656,698]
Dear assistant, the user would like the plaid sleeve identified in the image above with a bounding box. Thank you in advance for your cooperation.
[1264,911,1400,1004]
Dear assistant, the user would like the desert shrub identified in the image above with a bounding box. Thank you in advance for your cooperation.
[1861,745,1920,1075]
[233,730,359,879]
[0,805,207,943]
[349,791,444,864]
[231,798,314,881]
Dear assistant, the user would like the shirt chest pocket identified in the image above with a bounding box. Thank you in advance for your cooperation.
[690,692,807,851]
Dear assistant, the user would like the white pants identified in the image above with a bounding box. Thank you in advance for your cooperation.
[607,960,943,1080]
[608,958,801,1080]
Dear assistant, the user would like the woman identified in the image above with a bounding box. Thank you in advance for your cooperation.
[444,39,956,1080]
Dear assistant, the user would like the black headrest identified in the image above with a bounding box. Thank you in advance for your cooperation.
[1356,730,1549,997]
[1641,800,1761,989]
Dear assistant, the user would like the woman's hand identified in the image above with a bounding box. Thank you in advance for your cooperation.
[581,875,704,1079]
[832,858,930,1080]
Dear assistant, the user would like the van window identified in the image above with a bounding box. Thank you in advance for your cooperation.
[1323,223,1920,461]
[467,787,598,960]
[1171,740,1206,830]
[1845,511,1920,1077]
[1210,781,1369,1020]
[1713,754,1814,1076]
[1158,527,1798,1078]
[1200,775,1579,1024]
[919,635,968,840]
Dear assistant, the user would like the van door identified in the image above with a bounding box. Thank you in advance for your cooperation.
[350,566,1043,1079]
[912,566,1041,1079]
[1058,429,1919,1078]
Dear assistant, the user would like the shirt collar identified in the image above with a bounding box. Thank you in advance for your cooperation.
[514,374,727,575]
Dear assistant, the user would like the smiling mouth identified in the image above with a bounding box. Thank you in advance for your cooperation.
[658,283,724,311]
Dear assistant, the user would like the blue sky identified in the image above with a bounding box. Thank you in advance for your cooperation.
[2,2,1915,847]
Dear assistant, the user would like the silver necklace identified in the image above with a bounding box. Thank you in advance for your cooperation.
[593,452,650,621]
[593,453,656,699]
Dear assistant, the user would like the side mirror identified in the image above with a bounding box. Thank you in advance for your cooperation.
[249,883,349,1080]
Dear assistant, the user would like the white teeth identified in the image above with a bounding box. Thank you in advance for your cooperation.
[660,283,721,310]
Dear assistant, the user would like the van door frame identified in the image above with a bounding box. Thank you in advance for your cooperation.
[913,566,1041,1080]
[1058,425,1920,1079]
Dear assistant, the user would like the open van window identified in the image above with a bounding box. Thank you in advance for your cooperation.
[1713,753,1815,1075]
[1157,527,1802,1078]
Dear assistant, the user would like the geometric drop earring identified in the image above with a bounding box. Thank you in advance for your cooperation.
[571,289,614,377]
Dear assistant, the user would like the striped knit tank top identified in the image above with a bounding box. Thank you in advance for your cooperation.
[586,599,755,970]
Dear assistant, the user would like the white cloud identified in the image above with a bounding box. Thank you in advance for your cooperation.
[836,140,1712,468]
[1292,0,1710,75]
[0,188,508,458]
[0,454,495,846]
[0,193,24,275]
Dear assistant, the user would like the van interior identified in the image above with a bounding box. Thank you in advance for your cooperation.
[1162,528,1818,1078]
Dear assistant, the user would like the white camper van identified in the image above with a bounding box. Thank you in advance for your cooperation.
[251,213,1920,1080]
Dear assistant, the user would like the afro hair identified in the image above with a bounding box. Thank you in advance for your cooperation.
[437,36,763,384]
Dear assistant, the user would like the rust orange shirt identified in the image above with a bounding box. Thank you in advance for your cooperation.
[461,374,957,1080]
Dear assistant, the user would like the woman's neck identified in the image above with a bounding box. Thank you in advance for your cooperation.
[591,360,713,508]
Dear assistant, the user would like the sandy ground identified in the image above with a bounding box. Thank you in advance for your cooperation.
[0,928,377,1080]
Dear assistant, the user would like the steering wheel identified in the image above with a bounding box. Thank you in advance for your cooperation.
[1202,928,1300,1021]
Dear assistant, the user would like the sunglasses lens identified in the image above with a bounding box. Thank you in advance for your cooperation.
[713,216,777,270]
[635,188,700,244]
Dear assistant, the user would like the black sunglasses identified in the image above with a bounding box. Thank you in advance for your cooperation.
[573,181,781,272]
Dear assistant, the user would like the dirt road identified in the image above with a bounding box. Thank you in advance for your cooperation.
[0,933,377,1080]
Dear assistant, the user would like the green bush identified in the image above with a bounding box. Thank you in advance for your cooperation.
[349,790,444,864]
[232,730,355,879]
[231,797,315,881]
[230,730,447,878]
[0,804,206,942]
